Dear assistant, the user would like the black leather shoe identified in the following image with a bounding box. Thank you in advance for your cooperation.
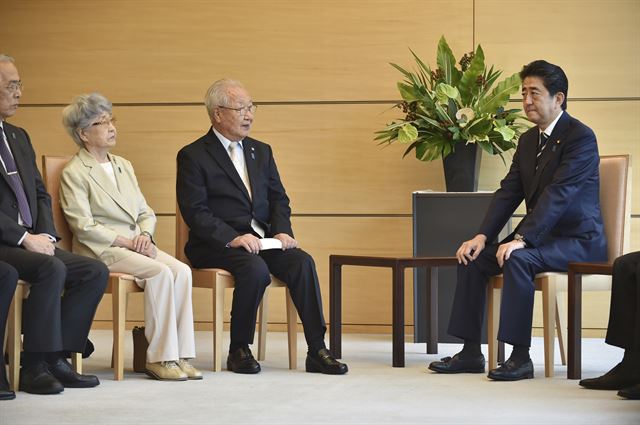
[48,358,100,388]
[19,362,64,395]
[0,366,16,400]
[428,353,485,374]
[227,347,261,374]
[579,361,639,390]
[618,383,640,400]
[306,348,348,375]
[488,357,534,381]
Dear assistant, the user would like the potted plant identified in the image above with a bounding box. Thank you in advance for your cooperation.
[375,36,529,191]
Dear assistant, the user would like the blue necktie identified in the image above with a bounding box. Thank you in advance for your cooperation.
[0,127,33,228]
[536,132,549,169]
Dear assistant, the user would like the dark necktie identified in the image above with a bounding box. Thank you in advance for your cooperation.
[0,126,33,227]
[536,132,549,169]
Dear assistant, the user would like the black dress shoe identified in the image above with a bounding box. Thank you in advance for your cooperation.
[428,353,485,374]
[618,383,640,400]
[19,362,64,395]
[488,357,534,381]
[48,358,100,388]
[579,361,639,390]
[227,347,261,374]
[305,348,348,375]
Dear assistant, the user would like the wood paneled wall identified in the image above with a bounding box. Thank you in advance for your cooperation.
[1,0,638,335]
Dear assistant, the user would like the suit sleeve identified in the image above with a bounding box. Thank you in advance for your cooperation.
[265,145,293,237]
[478,142,526,242]
[516,126,599,247]
[176,148,239,249]
[123,159,156,237]
[0,127,57,245]
[59,163,120,257]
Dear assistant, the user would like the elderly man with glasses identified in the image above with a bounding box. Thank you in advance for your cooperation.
[177,79,347,375]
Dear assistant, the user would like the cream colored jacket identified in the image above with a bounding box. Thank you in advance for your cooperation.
[59,148,156,266]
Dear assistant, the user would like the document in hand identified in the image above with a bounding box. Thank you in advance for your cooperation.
[259,238,283,250]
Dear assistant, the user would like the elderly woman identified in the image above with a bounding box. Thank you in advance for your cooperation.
[59,93,200,381]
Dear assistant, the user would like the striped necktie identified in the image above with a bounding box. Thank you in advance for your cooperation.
[536,132,549,169]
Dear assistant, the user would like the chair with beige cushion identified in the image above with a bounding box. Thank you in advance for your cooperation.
[175,206,298,371]
[42,155,143,381]
[487,154,632,377]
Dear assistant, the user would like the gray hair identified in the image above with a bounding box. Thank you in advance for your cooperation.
[62,92,112,148]
[0,54,15,64]
[204,78,245,117]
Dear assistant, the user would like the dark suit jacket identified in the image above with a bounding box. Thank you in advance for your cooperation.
[176,128,293,263]
[478,111,607,270]
[0,122,58,246]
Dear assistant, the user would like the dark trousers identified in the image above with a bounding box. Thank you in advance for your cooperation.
[606,251,640,351]
[0,246,108,353]
[191,247,326,350]
[0,261,19,357]
[447,244,548,347]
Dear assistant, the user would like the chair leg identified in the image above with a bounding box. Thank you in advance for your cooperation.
[71,353,82,374]
[541,277,556,377]
[8,284,23,391]
[555,291,568,366]
[213,281,225,372]
[257,286,270,361]
[487,278,501,371]
[112,277,127,380]
[285,289,298,370]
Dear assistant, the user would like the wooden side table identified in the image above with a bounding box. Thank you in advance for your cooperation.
[567,261,613,379]
[329,255,458,367]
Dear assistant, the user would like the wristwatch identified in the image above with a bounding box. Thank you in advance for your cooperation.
[513,233,527,246]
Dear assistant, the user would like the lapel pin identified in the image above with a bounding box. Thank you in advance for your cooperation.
[251,147,255,160]
[11,132,16,139]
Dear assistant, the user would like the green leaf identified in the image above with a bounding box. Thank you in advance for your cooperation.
[397,124,419,143]
[435,83,459,103]
[496,125,516,141]
[397,82,420,101]
[436,36,462,85]
[458,45,485,105]
[478,72,521,115]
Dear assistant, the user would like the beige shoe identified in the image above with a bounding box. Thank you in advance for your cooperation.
[178,359,203,380]
[145,361,188,381]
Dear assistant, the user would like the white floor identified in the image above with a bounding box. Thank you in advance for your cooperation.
[1,330,639,425]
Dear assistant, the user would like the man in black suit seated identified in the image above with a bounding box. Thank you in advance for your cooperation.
[0,262,18,400]
[429,60,607,381]
[176,78,347,375]
[0,54,109,395]
[579,251,640,400]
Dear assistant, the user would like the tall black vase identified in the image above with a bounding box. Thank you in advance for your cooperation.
[442,142,481,192]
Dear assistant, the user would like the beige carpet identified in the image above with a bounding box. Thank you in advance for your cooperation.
[1,330,638,424]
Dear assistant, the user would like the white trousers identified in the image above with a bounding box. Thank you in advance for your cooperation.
[108,249,195,363]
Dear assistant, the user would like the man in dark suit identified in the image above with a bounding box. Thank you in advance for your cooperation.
[0,261,18,400]
[177,78,347,375]
[579,251,640,399]
[429,60,607,381]
[0,55,109,394]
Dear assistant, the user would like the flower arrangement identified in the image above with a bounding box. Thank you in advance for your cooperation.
[376,36,528,164]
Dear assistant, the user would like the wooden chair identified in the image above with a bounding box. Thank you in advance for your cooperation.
[566,154,632,379]
[175,206,298,371]
[42,155,143,381]
[487,154,632,377]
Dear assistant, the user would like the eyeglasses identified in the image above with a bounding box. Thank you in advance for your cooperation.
[4,81,23,94]
[90,117,117,128]
[217,104,257,116]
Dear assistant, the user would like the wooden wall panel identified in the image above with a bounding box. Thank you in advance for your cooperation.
[9,104,443,215]
[475,0,640,98]
[1,0,473,103]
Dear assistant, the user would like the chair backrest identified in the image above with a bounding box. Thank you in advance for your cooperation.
[175,204,191,266]
[599,155,632,261]
[42,155,73,251]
